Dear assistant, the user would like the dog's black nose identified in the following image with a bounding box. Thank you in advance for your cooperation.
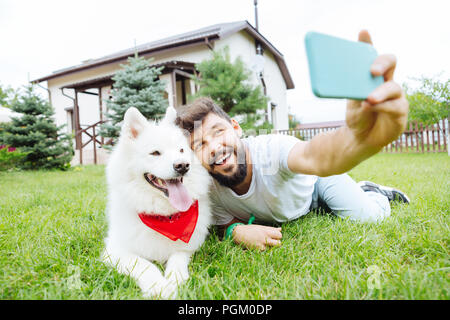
[173,161,190,175]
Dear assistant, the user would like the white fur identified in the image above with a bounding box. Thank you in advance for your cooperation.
[102,106,212,299]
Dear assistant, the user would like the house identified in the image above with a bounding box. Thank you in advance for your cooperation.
[32,20,295,165]
[0,106,20,123]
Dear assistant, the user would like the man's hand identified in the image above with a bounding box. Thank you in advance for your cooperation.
[232,224,282,251]
[346,30,409,149]
[288,30,409,177]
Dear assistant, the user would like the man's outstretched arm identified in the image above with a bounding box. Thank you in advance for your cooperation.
[287,30,409,177]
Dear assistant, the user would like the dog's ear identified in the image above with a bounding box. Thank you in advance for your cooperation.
[160,106,177,126]
[123,107,148,139]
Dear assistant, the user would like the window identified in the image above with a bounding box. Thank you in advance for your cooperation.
[271,102,277,126]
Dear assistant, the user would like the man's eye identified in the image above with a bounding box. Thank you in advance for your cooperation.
[150,151,161,156]
[214,129,224,136]
[194,143,203,151]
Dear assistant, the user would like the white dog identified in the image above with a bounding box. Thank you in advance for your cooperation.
[102,106,212,299]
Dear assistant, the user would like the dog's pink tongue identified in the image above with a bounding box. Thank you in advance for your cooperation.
[166,180,193,212]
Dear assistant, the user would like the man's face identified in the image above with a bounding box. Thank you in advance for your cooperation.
[190,113,247,188]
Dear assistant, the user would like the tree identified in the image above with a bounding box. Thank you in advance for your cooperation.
[0,83,17,108]
[193,47,268,117]
[2,85,73,170]
[404,76,450,156]
[238,112,273,134]
[288,113,301,129]
[403,76,449,125]
[99,56,168,145]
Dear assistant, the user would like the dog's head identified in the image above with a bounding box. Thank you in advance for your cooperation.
[119,106,196,212]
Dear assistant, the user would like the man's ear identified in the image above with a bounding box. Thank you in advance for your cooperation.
[160,106,177,126]
[123,107,148,139]
[231,119,243,137]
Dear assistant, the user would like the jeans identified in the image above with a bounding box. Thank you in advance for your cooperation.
[310,173,391,223]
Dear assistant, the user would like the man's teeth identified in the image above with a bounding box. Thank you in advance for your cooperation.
[215,153,231,165]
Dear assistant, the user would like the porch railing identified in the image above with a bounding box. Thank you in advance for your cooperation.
[75,120,107,165]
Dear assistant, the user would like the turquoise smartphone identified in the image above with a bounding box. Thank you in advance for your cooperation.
[304,31,384,100]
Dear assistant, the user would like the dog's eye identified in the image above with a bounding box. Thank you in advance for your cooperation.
[150,151,161,156]
[180,148,184,153]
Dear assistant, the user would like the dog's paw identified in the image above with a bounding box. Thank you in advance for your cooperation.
[141,278,178,300]
[160,280,179,300]
[165,268,189,285]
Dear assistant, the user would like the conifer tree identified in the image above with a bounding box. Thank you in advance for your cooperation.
[193,46,268,116]
[99,56,168,145]
[2,85,73,170]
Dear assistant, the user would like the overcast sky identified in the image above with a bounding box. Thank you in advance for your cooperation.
[1,0,449,123]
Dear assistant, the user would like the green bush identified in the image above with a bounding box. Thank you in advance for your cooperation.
[0,147,28,171]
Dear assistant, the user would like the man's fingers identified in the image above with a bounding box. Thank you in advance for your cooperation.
[267,227,282,240]
[358,29,373,45]
[371,54,397,81]
[264,237,282,248]
[358,30,397,81]
[367,81,402,105]
[264,227,282,248]
[365,95,409,117]
[257,244,266,251]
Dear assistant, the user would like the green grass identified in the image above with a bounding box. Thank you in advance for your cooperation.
[0,153,449,299]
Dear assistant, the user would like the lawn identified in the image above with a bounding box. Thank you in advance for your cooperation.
[0,153,448,299]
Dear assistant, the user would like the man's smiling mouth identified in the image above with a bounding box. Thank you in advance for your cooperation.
[209,146,235,168]
[213,152,232,165]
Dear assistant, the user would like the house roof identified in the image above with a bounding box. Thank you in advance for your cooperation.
[60,60,195,91]
[31,20,294,89]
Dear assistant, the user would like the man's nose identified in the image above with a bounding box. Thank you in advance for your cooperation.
[173,161,190,175]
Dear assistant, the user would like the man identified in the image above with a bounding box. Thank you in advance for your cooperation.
[175,30,410,250]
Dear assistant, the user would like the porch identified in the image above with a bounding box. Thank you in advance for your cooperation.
[61,60,198,165]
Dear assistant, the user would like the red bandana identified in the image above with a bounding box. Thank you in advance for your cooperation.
[138,200,199,243]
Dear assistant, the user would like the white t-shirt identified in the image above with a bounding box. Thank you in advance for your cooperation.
[209,134,318,225]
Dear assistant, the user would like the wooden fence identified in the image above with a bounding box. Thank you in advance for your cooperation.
[75,120,106,164]
[276,118,449,153]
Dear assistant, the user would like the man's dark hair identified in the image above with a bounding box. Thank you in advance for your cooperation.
[175,97,231,133]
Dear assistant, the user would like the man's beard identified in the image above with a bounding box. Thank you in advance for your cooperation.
[209,142,248,188]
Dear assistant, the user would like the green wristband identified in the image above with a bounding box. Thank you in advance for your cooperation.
[225,223,243,240]
[225,215,256,240]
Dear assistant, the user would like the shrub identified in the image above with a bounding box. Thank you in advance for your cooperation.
[0,145,28,171]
